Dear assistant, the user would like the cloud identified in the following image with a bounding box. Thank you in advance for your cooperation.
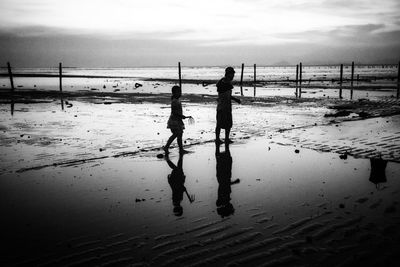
[1,1,399,66]
[271,23,400,46]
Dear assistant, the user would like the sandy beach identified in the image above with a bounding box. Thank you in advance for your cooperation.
[2,0,400,264]
[1,77,400,266]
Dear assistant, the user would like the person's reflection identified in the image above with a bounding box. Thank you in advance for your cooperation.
[165,154,194,216]
[215,144,240,218]
[369,157,388,189]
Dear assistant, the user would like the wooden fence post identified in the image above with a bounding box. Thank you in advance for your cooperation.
[253,64,256,97]
[295,64,299,98]
[299,62,302,98]
[178,62,182,89]
[59,62,64,110]
[240,63,244,96]
[339,64,343,99]
[350,61,354,100]
[7,62,15,115]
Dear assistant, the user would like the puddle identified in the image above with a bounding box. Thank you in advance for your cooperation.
[1,139,399,265]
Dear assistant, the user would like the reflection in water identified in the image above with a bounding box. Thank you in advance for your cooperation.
[165,154,194,216]
[60,94,64,111]
[215,144,240,218]
[369,158,388,189]
[11,94,14,115]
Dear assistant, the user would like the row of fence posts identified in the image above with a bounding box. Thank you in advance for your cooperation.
[4,61,400,115]
[178,61,400,99]
[7,61,65,114]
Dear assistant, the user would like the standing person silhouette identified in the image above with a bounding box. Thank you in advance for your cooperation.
[215,67,241,145]
[215,144,240,217]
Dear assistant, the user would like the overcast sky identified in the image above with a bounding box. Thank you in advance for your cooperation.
[0,0,399,67]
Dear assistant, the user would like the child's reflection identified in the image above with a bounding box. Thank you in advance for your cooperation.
[215,144,240,217]
[165,154,194,216]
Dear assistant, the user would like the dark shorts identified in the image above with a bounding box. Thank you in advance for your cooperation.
[171,128,183,135]
[216,110,232,129]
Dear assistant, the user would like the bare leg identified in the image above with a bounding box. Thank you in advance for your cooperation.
[164,132,178,154]
[178,132,189,154]
[177,132,183,150]
[215,126,221,141]
[225,128,233,143]
[215,126,223,144]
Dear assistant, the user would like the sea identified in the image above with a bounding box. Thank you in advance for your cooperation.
[1,65,398,81]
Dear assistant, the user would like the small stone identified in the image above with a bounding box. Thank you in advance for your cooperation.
[295,149,300,153]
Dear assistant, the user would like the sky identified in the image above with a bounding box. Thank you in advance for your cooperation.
[0,0,399,67]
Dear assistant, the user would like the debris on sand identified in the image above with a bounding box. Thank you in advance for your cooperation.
[357,111,370,118]
[339,154,348,160]
[324,110,351,117]
[156,153,164,159]
[135,83,143,88]
[295,149,300,153]
[65,101,73,108]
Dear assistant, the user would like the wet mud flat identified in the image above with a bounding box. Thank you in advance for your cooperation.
[1,89,400,175]
[1,140,400,266]
[1,89,400,266]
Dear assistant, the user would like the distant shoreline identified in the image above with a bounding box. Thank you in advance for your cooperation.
[0,73,397,86]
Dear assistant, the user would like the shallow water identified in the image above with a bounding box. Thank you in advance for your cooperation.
[0,100,330,174]
[1,140,399,265]
[1,65,397,80]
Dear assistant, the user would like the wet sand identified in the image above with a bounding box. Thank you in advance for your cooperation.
[1,140,400,266]
[1,85,400,266]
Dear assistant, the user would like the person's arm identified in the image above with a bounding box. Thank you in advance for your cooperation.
[231,96,241,104]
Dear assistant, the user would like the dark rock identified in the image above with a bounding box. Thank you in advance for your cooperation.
[324,110,351,117]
